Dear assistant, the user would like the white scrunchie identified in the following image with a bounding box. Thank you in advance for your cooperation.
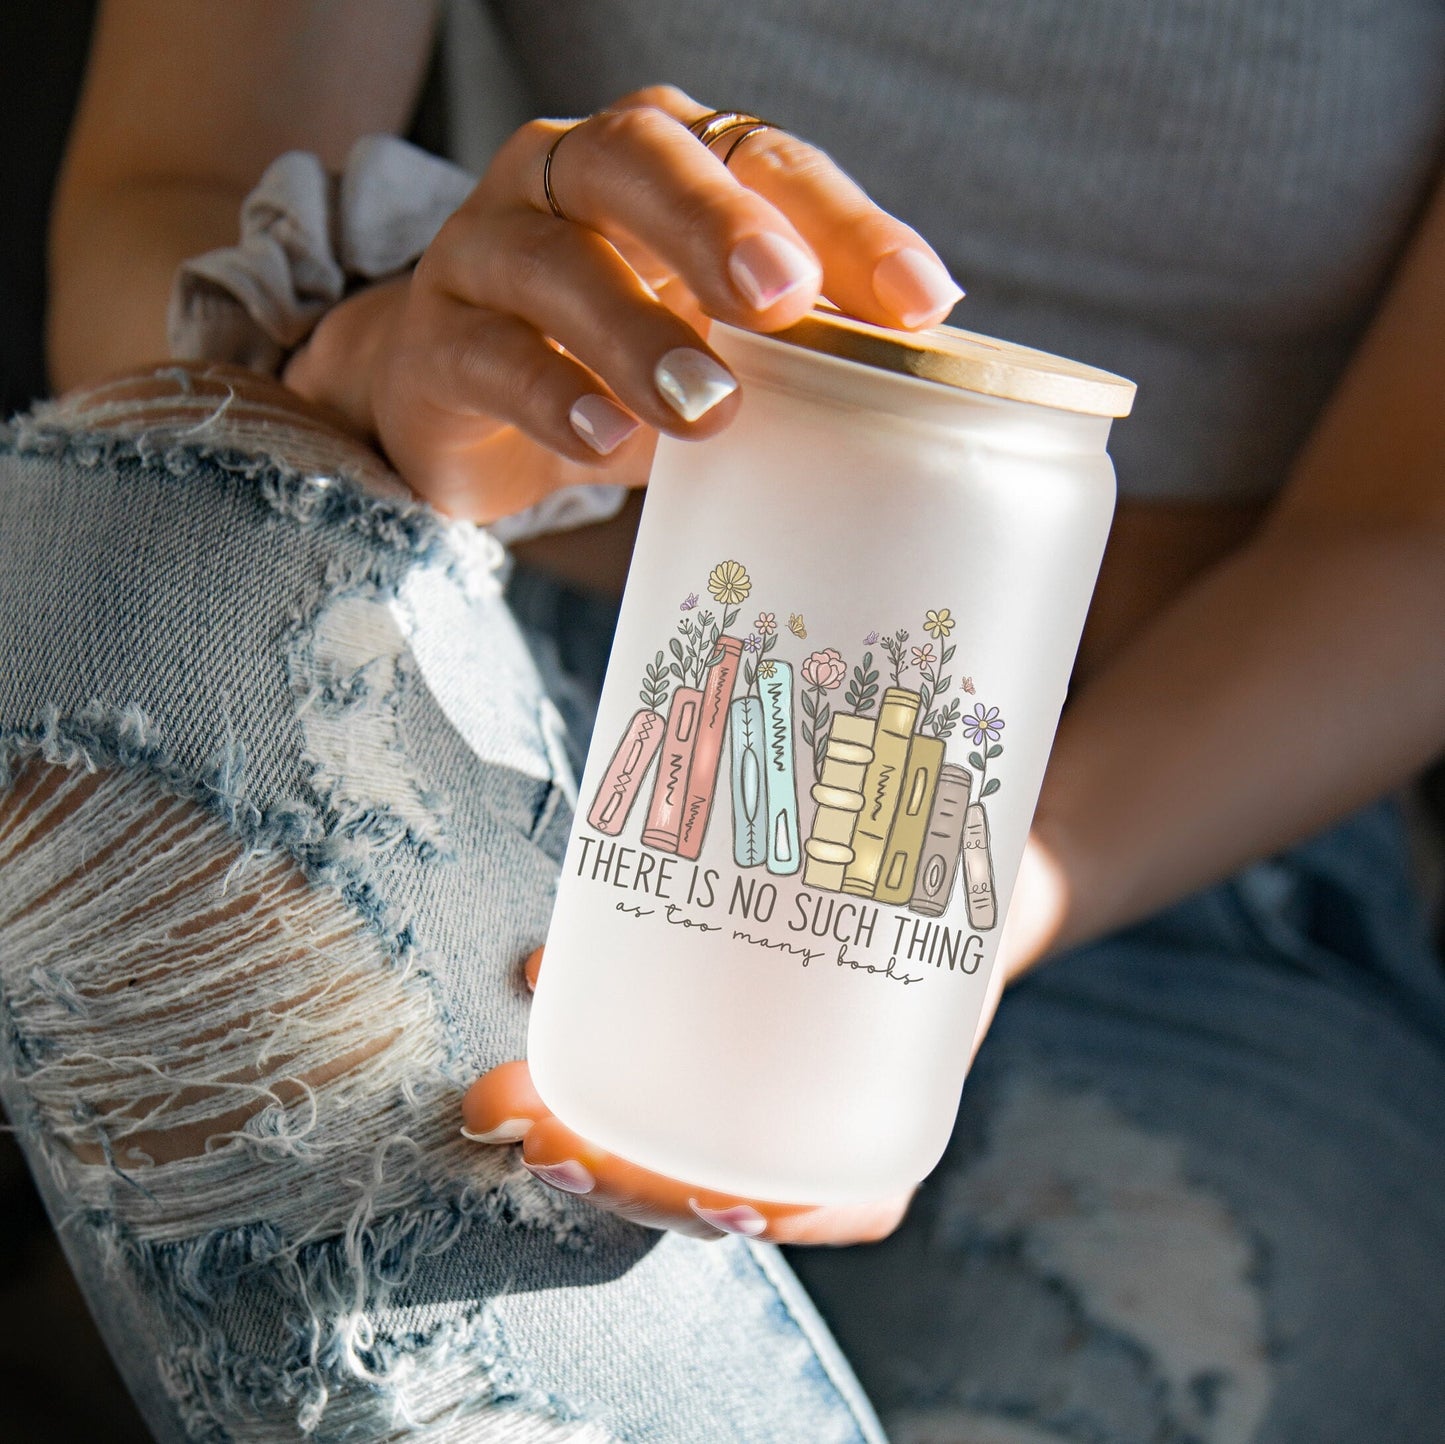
[167,134,627,546]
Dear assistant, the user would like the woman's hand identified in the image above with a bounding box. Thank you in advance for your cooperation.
[284,85,962,523]
[463,949,916,1243]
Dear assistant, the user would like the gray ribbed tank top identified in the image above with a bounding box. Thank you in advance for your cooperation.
[460,0,1445,501]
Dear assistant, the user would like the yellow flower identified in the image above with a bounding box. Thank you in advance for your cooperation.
[923,607,954,640]
[707,560,751,605]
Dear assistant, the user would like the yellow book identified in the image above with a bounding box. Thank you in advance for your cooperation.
[874,733,946,905]
[842,687,922,898]
[802,712,875,891]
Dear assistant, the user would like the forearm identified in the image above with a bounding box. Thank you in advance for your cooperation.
[46,0,436,392]
[1037,518,1445,953]
[48,174,244,390]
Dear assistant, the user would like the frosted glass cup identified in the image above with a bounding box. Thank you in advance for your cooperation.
[529,310,1135,1205]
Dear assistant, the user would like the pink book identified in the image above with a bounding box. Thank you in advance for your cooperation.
[588,707,666,835]
[677,636,744,859]
[642,685,704,852]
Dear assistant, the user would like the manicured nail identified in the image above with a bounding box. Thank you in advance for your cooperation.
[460,1118,533,1145]
[728,233,822,310]
[655,348,739,423]
[525,1159,596,1194]
[872,247,964,326]
[569,394,639,455]
[688,1198,768,1236]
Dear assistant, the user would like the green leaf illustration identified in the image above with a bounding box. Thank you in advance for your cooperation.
[987,743,1003,758]
[969,751,985,770]
[981,778,1001,797]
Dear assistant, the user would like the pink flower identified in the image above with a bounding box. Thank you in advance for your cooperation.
[754,612,777,635]
[801,648,847,691]
[911,644,935,669]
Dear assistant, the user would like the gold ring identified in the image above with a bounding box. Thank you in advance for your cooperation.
[687,110,778,161]
[719,121,776,165]
[542,123,580,221]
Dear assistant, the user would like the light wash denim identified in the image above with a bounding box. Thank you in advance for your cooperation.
[3,373,1445,1443]
[0,376,885,1444]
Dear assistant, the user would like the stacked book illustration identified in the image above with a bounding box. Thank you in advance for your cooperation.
[800,691,996,928]
[587,560,999,930]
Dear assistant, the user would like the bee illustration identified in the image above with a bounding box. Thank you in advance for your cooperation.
[788,613,807,639]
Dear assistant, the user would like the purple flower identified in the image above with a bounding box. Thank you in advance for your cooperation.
[864,630,879,645]
[963,704,1004,746]
[680,593,698,611]
[744,633,763,653]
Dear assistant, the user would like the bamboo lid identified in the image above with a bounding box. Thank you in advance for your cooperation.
[768,306,1136,418]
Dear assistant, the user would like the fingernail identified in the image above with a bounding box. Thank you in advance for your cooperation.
[688,1198,768,1236]
[728,233,822,311]
[460,1118,533,1145]
[569,394,639,455]
[525,1159,596,1194]
[872,247,964,326]
[655,348,739,422]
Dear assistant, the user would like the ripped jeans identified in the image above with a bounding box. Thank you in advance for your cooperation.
[3,372,1445,1443]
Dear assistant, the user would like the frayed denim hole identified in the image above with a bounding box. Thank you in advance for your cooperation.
[0,760,582,1253]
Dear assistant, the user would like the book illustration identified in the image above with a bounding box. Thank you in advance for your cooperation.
[962,802,997,929]
[757,660,800,874]
[843,687,922,897]
[874,733,945,904]
[642,684,702,851]
[585,564,1006,926]
[677,635,745,859]
[802,711,874,890]
[909,764,972,917]
[588,707,665,835]
[729,696,767,867]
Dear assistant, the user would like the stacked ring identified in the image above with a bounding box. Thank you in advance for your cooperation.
[545,107,782,222]
[686,109,779,166]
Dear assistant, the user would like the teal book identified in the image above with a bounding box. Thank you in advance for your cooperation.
[758,661,800,875]
[729,695,767,867]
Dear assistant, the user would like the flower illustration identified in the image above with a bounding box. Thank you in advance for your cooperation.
[744,633,763,653]
[911,643,936,669]
[707,560,751,605]
[801,648,847,691]
[923,608,955,640]
[679,592,698,611]
[788,613,807,639]
[962,676,976,695]
[754,612,777,636]
[963,704,1004,746]
[864,630,879,645]
[758,660,777,679]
